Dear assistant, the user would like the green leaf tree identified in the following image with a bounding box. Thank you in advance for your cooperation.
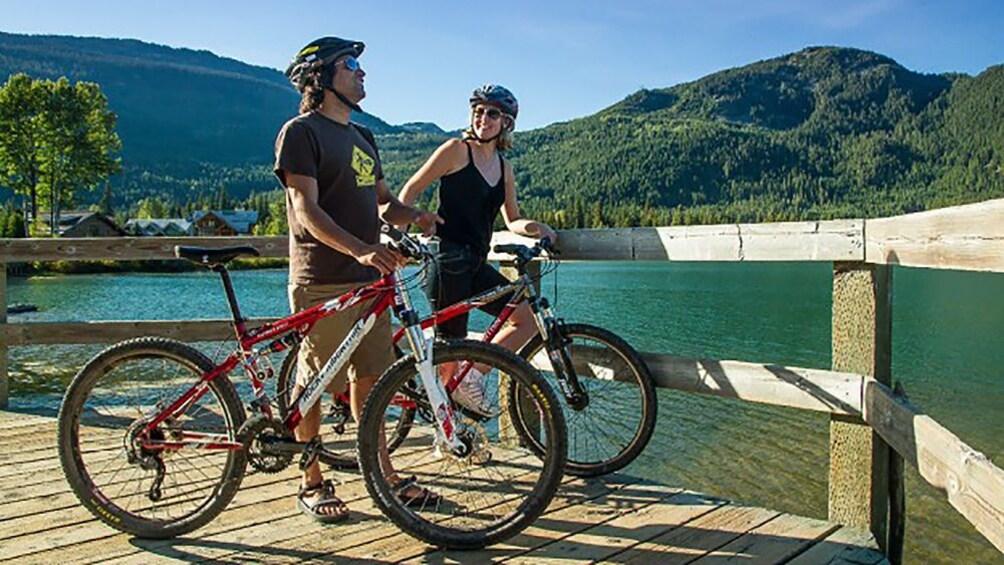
[0,74,122,235]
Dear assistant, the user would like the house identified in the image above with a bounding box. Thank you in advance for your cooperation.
[125,219,194,237]
[56,212,126,237]
[190,210,259,236]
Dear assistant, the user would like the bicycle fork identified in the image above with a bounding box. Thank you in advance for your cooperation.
[394,275,467,456]
[531,297,589,411]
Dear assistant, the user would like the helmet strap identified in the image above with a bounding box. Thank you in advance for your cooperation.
[326,86,362,113]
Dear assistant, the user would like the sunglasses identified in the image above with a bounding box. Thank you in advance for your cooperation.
[336,56,362,72]
[473,106,503,120]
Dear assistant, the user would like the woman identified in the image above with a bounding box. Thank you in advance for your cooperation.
[399,84,557,416]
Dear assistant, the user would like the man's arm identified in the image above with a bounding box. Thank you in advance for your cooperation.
[286,172,402,274]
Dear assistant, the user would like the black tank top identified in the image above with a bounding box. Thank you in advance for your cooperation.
[436,141,505,256]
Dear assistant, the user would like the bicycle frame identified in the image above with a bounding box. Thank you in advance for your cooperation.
[138,267,464,454]
[390,257,588,407]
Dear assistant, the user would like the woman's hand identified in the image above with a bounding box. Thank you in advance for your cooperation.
[412,210,444,237]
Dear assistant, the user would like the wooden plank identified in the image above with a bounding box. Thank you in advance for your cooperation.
[88,447,531,564]
[0,236,287,262]
[504,490,728,564]
[786,525,887,565]
[863,378,1004,554]
[401,475,649,564]
[865,198,1004,272]
[597,504,780,564]
[690,513,838,563]
[2,318,280,345]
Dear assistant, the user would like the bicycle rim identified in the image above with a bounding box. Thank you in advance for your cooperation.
[517,323,657,476]
[57,338,246,538]
[358,340,566,549]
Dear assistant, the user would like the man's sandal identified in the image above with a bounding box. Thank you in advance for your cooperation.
[297,479,349,523]
[390,475,442,508]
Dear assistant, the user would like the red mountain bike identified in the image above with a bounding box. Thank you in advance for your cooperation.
[276,237,657,477]
[56,226,566,549]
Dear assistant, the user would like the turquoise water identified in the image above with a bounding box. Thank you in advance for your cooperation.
[5,263,1003,563]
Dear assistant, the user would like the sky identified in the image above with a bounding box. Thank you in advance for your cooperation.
[1,0,1001,131]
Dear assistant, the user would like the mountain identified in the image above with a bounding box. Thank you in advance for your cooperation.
[507,46,1003,225]
[0,31,411,165]
[1,34,1001,226]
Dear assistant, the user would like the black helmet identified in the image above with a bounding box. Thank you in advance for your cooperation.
[285,37,365,92]
[469,84,518,119]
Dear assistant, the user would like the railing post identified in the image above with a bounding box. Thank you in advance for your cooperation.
[498,260,540,445]
[1,263,7,409]
[829,261,892,550]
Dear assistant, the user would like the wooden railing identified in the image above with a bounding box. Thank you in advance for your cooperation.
[1,198,1002,561]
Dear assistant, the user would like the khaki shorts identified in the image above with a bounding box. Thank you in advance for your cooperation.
[288,282,396,395]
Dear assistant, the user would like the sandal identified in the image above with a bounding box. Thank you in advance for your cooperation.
[297,479,349,523]
[390,475,442,508]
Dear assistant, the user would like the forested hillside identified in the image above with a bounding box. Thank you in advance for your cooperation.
[507,47,1003,226]
[1,34,1001,228]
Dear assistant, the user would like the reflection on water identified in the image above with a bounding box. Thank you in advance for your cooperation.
[6,263,1003,563]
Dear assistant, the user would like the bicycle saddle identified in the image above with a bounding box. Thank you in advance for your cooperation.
[174,245,260,266]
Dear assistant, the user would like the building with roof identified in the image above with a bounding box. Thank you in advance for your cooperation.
[190,210,259,236]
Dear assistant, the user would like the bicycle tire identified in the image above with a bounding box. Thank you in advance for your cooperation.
[357,340,566,549]
[516,323,657,477]
[57,337,247,539]
[276,344,416,469]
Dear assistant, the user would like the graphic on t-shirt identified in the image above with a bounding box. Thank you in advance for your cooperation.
[352,146,376,187]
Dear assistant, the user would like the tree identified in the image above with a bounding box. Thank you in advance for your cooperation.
[0,74,46,223]
[0,74,121,235]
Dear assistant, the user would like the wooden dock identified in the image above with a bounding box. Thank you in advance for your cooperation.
[0,410,886,564]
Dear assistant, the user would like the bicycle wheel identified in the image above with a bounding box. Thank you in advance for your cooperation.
[276,344,416,469]
[516,323,657,477]
[357,340,566,549]
[57,337,247,539]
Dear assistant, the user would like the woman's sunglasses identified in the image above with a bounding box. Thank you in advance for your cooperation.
[473,106,503,120]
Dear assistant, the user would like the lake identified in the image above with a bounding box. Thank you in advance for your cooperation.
[6,262,1003,563]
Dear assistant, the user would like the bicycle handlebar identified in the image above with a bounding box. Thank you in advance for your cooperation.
[492,237,557,262]
[380,223,432,261]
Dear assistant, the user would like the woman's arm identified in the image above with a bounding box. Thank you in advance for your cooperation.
[398,138,465,208]
[500,159,558,243]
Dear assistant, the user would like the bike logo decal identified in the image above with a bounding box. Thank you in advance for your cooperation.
[298,313,377,414]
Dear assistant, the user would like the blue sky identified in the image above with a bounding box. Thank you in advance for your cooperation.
[2,0,1001,130]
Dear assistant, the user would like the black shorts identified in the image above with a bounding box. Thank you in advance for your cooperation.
[423,239,518,339]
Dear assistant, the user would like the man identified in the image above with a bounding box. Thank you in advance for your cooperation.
[275,36,442,522]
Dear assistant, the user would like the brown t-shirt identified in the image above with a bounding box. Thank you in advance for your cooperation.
[274,112,385,285]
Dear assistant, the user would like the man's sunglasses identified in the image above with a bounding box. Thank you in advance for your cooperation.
[336,56,361,72]
[473,106,503,120]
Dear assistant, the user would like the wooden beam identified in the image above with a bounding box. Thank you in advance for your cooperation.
[522,346,866,416]
[549,221,864,262]
[863,379,1004,554]
[0,236,287,262]
[865,199,1004,273]
[2,319,280,345]
[639,352,864,415]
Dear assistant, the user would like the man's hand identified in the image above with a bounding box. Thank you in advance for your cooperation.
[353,243,405,275]
[412,210,444,237]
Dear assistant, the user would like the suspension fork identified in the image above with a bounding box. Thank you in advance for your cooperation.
[393,273,466,455]
[530,296,589,411]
